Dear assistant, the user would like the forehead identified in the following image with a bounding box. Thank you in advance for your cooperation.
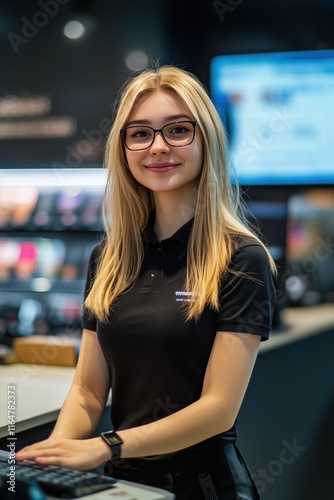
[128,88,192,121]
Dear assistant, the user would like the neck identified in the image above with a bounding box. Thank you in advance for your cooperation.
[153,188,197,241]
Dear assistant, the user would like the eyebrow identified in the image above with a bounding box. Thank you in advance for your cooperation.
[126,114,193,126]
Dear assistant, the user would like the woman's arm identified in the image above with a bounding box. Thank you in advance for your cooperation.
[16,330,260,469]
[16,329,112,469]
[50,328,110,439]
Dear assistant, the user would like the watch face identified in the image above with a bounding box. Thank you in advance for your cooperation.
[106,435,120,445]
[102,432,123,446]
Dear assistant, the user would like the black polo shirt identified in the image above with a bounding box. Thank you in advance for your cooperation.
[82,218,276,460]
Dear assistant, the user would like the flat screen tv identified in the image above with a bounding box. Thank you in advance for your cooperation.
[210,49,334,186]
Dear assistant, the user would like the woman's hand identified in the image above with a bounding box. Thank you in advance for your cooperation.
[15,436,112,471]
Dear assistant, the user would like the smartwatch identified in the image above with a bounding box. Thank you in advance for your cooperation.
[100,431,124,463]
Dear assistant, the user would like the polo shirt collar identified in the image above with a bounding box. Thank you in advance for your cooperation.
[171,217,194,244]
[142,212,194,245]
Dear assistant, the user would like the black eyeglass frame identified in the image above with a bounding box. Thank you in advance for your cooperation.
[120,120,198,151]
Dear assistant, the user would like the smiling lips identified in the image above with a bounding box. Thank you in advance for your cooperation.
[146,163,179,173]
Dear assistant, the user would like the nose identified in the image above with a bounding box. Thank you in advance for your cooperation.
[149,131,170,153]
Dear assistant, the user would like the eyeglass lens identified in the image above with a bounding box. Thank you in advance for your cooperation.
[123,121,196,150]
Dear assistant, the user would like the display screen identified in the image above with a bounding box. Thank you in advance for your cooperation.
[210,49,334,185]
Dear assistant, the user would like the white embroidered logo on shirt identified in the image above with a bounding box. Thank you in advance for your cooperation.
[175,291,194,302]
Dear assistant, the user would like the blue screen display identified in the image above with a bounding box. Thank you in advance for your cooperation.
[210,49,334,185]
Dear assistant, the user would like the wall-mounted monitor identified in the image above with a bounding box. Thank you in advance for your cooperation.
[210,49,334,186]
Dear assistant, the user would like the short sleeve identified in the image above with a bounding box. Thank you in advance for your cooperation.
[216,240,276,340]
[81,243,101,332]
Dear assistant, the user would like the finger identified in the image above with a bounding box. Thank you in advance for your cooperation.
[16,444,60,461]
[34,455,73,468]
[17,439,52,454]
[34,454,90,471]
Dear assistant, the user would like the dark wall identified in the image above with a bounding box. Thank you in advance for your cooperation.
[162,0,334,88]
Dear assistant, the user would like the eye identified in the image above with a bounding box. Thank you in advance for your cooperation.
[129,127,152,138]
[169,125,189,135]
[165,121,194,136]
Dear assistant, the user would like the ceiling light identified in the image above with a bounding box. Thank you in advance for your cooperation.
[125,51,149,71]
[64,20,85,40]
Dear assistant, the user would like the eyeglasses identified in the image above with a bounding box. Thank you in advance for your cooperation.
[121,120,198,151]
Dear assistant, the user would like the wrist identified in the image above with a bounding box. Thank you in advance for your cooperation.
[100,431,124,463]
[98,436,113,461]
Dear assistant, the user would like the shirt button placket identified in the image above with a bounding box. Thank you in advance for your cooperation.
[157,243,165,279]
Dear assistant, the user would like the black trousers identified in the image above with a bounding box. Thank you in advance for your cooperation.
[104,442,260,500]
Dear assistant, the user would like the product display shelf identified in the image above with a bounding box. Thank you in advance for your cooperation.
[0,168,106,341]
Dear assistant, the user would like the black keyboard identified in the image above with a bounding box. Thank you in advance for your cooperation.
[0,454,116,498]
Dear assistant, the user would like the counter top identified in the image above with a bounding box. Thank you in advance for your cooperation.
[0,364,75,438]
[260,303,334,352]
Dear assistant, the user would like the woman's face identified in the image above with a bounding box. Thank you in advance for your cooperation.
[123,89,203,197]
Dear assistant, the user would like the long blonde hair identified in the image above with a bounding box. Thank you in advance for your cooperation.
[85,65,276,322]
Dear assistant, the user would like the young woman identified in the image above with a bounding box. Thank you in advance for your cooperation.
[16,65,277,499]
